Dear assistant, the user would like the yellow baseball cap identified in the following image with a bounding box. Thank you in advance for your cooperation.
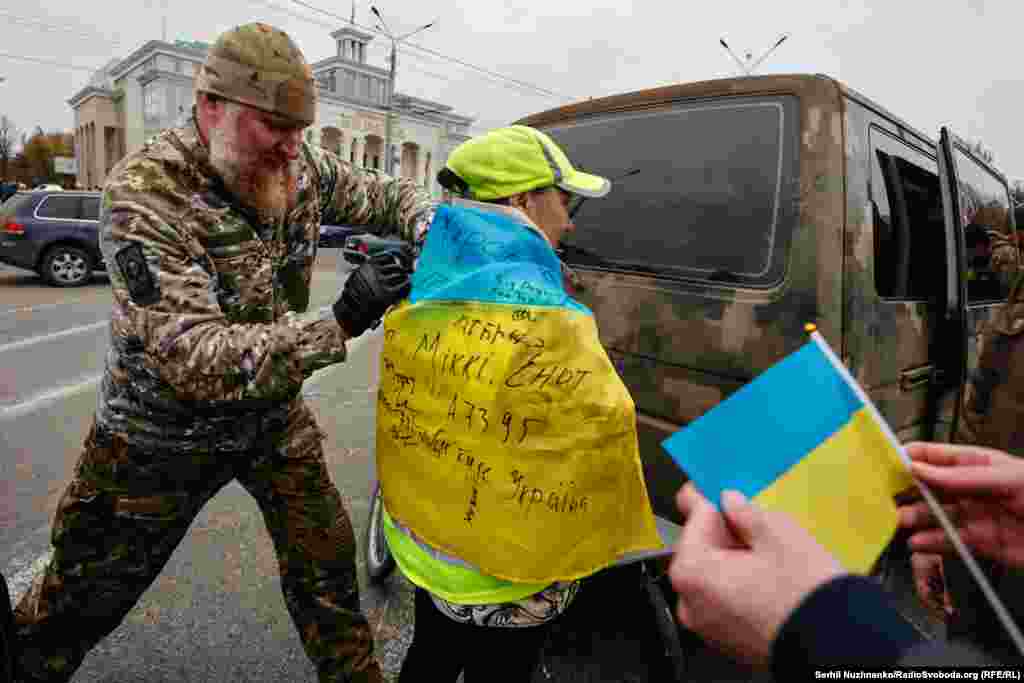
[441,125,610,201]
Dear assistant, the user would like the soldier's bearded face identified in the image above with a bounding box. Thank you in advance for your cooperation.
[208,101,302,219]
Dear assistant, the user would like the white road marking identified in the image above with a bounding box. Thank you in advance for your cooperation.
[0,298,92,317]
[2,326,379,600]
[374,591,394,641]
[0,319,108,355]
[7,550,51,604]
[0,328,376,420]
[0,373,103,421]
[0,305,330,355]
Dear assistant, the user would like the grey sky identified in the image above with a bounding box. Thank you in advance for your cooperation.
[1,0,1022,177]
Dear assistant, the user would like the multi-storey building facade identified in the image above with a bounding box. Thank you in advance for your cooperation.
[68,27,474,195]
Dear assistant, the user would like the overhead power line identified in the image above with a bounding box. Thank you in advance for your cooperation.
[2,1,571,105]
[364,43,565,100]
[285,0,576,102]
[250,0,562,100]
[249,0,574,107]
[0,51,103,74]
[249,0,336,31]
[0,10,124,45]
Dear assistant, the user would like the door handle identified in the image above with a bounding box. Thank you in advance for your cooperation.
[899,365,935,392]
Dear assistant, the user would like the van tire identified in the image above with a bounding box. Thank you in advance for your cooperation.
[41,245,93,287]
[645,571,688,681]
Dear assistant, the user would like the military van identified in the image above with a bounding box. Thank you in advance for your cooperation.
[516,73,1018,630]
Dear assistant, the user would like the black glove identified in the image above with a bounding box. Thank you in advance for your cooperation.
[333,245,414,337]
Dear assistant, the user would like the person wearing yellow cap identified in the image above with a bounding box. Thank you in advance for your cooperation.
[375,126,661,681]
[435,124,608,297]
[437,124,608,244]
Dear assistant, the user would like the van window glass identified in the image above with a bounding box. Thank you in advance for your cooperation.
[36,195,81,220]
[544,96,800,286]
[869,130,945,300]
[81,196,100,221]
[955,149,1014,304]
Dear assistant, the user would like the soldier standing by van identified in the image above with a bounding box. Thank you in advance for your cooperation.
[923,204,1024,660]
[6,22,430,683]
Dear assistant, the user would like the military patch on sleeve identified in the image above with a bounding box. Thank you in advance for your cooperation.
[114,242,160,306]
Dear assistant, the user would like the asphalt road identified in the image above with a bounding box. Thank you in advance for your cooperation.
[0,254,773,682]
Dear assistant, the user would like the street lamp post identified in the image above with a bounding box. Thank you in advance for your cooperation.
[371,5,434,176]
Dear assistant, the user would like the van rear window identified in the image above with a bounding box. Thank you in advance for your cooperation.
[544,96,800,286]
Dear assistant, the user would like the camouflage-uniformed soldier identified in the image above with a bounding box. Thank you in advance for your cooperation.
[938,217,1024,662]
[958,245,1024,453]
[9,23,431,683]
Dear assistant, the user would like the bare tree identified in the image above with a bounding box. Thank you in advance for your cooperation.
[0,115,17,181]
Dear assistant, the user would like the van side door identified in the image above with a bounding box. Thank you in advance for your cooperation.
[936,127,1019,444]
[934,127,1023,653]
[846,122,954,443]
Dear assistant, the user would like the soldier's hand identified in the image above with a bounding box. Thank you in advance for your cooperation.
[900,442,1024,571]
[333,245,414,338]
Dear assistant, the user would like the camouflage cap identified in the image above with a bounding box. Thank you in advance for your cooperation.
[195,22,316,126]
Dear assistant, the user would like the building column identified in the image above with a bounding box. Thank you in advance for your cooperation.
[415,149,429,186]
[98,127,109,185]
[351,137,364,167]
[79,126,86,187]
[75,129,83,188]
[90,123,98,187]
[91,124,97,186]
[85,124,92,187]
[339,133,351,163]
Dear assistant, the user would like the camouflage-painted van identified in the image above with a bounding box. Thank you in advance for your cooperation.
[517,74,1018,545]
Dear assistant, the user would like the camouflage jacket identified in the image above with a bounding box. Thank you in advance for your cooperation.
[96,121,433,451]
[958,269,1024,456]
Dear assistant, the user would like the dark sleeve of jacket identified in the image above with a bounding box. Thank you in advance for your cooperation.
[771,575,1000,678]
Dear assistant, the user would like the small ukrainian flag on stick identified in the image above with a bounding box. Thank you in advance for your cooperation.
[664,324,1024,654]
[662,325,913,575]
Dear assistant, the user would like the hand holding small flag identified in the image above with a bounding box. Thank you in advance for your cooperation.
[662,332,1024,658]
[670,484,843,667]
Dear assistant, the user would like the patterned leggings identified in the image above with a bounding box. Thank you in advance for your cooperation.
[398,587,553,682]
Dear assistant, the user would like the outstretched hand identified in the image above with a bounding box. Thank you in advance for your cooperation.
[333,245,415,338]
[668,484,843,668]
[899,442,1024,572]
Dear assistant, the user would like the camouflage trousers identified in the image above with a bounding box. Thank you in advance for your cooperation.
[957,272,1024,456]
[947,272,1024,661]
[13,400,382,683]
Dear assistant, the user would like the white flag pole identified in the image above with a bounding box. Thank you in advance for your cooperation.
[809,327,1024,656]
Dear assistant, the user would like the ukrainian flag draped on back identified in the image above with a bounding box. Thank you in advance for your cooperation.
[376,203,661,584]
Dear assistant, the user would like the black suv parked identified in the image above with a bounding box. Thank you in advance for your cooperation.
[0,191,104,286]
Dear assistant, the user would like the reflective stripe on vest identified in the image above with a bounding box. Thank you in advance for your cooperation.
[381,503,549,605]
